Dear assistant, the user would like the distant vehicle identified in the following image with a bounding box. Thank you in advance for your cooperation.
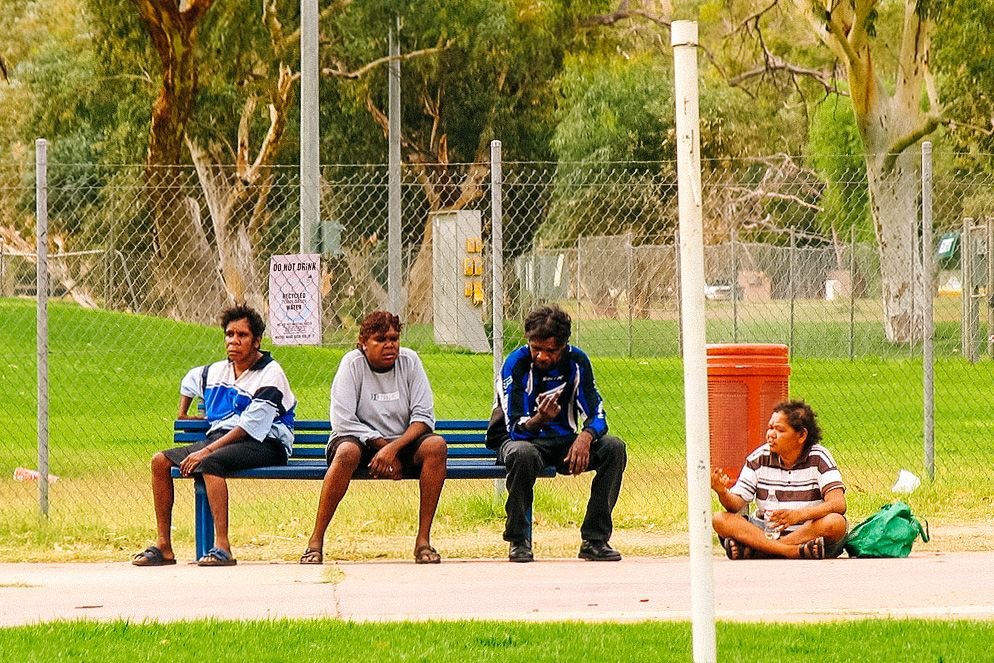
[704,283,733,301]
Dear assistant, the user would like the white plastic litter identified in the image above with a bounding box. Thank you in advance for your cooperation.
[12,467,60,483]
[891,469,921,494]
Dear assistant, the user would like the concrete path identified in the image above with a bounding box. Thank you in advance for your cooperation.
[1,553,992,626]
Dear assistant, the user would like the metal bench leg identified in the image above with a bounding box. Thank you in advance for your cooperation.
[193,476,215,560]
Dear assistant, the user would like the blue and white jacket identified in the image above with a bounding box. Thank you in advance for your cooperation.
[180,351,297,454]
[493,344,608,444]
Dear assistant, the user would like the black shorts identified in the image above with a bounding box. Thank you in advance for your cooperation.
[162,430,288,477]
[325,433,438,478]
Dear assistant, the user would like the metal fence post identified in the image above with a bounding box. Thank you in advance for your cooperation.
[789,227,796,354]
[848,224,856,360]
[36,138,50,518]
[575,236,581,345]
[489,139,505,498]
[627,232,633,357]
[922,142,935,480]
[387,22,403,314]
[731,226,738,342]
[962,217,976,362]
[299,0,319,253]
[490,140,504,382]
[987,217,993,358]
[675,228,683,354]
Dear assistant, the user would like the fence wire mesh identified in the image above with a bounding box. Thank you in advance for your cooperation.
[2,153,993,558]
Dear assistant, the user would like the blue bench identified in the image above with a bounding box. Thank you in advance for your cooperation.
[171,418,556,559]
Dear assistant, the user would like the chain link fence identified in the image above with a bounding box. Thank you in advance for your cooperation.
[2,152,993,559]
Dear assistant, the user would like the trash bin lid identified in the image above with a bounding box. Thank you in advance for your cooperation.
[706,343,790,374]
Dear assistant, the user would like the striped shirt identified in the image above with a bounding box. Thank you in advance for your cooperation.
[180,351,297,454]
[730,443,845,533]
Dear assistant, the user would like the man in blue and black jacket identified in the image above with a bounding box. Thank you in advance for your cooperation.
[487,305,627,563]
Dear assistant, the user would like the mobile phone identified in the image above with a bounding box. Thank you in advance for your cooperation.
[539,383,565,403]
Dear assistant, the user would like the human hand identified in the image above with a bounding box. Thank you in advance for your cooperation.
[535,389,562,422]
[180,449,210,476]
[564,432,591,475]
[766,509,801,529]
[710,467,731,493]
[370,446,401,480]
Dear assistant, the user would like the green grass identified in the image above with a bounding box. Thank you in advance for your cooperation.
[1,297,992,560]
[0,619,991,661]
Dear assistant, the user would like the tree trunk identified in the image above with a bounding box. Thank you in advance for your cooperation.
[865,150,924,343]
[133,0,227,323]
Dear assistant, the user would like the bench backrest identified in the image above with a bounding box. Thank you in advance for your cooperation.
[173,419,495,462]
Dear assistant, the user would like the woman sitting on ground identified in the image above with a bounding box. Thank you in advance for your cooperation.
[299,310,447,565]
[710,399,847,560]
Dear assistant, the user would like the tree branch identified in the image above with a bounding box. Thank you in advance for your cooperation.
[277,0,352,50]
[729,55,843,95]
[322,43,449,80]
[882,115,941,170]
[581,3,670,29]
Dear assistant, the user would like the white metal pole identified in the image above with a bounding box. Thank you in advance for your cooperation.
[672,20,716,663]
[299,0,320,253]
[35,139,50,517]
[388,22,403,314]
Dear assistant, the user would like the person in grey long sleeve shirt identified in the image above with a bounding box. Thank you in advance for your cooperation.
[300,311,447,565]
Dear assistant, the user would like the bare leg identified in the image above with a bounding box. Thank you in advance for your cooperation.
[150,452,176,560]
[203,474,231,555]
[413,435,447,552]
[713,511,845,559]
[306,443,362,552]
[778,513,848,546]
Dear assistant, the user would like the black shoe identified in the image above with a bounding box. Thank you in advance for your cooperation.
[578,540,622,562]
[509,540,534,563]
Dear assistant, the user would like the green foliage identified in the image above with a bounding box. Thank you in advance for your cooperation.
[933,0,994,171]
[807,94,873,242]
[552,53,673,164]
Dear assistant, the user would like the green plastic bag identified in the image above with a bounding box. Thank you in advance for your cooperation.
[844,500,929,558]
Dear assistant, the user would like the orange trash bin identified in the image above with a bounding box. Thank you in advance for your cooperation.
[706,343,790,481]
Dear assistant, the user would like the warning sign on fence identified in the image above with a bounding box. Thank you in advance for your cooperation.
[268,254,321,345]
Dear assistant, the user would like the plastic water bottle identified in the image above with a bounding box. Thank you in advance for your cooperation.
[763,492,781,540]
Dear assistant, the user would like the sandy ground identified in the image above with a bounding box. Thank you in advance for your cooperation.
[1,552,992,626]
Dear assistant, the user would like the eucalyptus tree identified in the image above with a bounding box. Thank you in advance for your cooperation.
[325,0,605,321]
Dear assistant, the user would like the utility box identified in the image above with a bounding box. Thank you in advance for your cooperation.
[706,344,790,481]
[432,210,489,353]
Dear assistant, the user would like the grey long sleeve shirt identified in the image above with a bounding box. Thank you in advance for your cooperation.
[328,347,435,444]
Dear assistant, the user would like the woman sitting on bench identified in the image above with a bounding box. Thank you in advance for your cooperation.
[132,305,297,567]
[300,310,447,565]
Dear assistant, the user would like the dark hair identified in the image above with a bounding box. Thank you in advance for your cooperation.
[524,305,572,346]
[221,305,265,339]
[771,399,821,449]
[358,310,402,346]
